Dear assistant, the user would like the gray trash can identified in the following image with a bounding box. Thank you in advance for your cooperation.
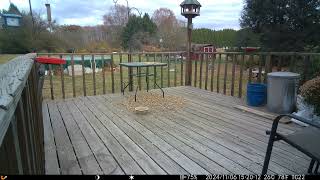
[267,72,300,114]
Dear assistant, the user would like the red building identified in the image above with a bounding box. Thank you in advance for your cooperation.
[190,43,216,60]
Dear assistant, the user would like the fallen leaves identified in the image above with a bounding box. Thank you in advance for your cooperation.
[117,91,187,113]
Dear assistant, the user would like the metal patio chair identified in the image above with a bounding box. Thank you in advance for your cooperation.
[262,114,320,175]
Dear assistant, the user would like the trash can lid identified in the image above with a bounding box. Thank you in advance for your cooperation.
[267,72,300,79]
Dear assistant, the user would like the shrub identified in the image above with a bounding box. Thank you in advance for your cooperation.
[300,76,320,116]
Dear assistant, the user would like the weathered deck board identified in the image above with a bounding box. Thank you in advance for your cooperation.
[44,86,310,174]
[100,95,252,174]
[79,97,167,174]
[88,96,224,174]
[73,99,145,174]
[65,100,123,174]
[42,102,60,174]
[46,101,81,174]
[170,87,308,158]
[56,101,102,174]
[84,96,189,174]
[100,94,300,174]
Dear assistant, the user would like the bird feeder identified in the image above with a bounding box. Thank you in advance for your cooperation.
[1,13,22,27]
[180,0,202,19]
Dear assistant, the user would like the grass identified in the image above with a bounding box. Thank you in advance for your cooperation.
[42,54,257,100]
[0,54,20,64]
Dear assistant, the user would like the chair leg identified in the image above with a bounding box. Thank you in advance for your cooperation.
[262,133,277,175]
[308,159,315,174]
[314,161,319,174]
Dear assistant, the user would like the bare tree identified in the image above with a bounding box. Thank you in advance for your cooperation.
[103,4,129,27]
[152,8,187,50]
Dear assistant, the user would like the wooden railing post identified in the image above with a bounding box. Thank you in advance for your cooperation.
[302,55,311,83]
[180,53,184,86]
[70,54,76,97]
[258,54,263,83]
[265,54,272,83]
[128,54,133,92]
[216,54,221,93]
[199,53,203,89]
[210,53,215,92]
[277,55,282,71]
[81,55,87,96]
[92,54,96,96]
[223,54,228,95]
[101,55,106,94]
[289,54,296,72]
[205,53,209,90]
[231,54,236,96]
[154,54,158,88]
[174,53,177,87]
[185,52,192,86]
[238,54,244,98]
[120,53,124,92]
[248,55,253,83]
[59,55,65,99]
[160,54,164,88]
[194,55,198,87]
[48,63,54,100]
[11,116,23,174]
[16,99,32,174]
[111,54,115,93]
[167,53,171,87]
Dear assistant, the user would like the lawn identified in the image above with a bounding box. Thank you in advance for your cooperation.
[0,54,20,64]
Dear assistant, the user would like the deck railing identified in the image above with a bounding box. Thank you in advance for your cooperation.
[192,52,319,98]
[0,54,45,174]
[37,52,319,100]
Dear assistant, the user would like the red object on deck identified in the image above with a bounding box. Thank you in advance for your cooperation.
[245,47,258,53]
[35,57,66,65]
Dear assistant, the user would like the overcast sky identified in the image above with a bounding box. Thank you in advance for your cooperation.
[0,0,244,30]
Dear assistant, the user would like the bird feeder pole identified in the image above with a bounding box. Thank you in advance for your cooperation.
[180,0,201,86]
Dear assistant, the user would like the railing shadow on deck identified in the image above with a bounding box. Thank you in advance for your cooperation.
[0,54,45,174]
[37,51,320,100]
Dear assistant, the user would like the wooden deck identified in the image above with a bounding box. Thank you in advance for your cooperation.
[43,86,310,175]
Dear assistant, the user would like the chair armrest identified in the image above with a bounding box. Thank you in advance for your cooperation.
[266,114,320,136]
[280,114,320,129]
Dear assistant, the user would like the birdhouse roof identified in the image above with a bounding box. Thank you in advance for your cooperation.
[180,0,202,7]
[1,13,22,18]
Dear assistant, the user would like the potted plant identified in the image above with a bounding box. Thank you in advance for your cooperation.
[299,76,320,121]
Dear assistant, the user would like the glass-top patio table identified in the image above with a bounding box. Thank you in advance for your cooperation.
[119,62,168,102]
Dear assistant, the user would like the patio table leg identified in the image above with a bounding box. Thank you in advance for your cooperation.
[134,85,139,102]
[155,81,164,98]
[122,81,132,95]
[146,67,149,92]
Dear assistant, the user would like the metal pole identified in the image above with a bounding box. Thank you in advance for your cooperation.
[28,0,35,27]
[126,0,130,20]
[45,4,52,32]
[185,17,192,86]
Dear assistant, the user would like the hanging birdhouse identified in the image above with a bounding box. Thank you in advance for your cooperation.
[1,13,22,27]
[180,0,202,18]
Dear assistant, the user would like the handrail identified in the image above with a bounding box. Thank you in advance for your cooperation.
[0,54,45,174]
[0,54,35,144]
[37,51,186,56]
[37,51,320,56]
